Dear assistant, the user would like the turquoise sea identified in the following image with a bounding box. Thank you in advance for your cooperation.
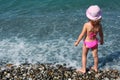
[0,0,120,70]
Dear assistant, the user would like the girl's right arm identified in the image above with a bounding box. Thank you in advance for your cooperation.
[99,25,104,45]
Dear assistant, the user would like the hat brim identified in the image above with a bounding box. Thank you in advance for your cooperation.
[86,11,102,21]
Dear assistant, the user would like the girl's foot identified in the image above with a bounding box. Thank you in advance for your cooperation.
[76,68,86,74]
[90,66,98,72]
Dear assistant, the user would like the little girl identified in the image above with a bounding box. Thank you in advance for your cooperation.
[74,5,104,73]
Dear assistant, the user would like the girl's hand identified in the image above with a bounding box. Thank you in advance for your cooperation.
[74,41,79,46]
[100,40,104,45]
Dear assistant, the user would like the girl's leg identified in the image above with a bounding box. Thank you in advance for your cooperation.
[77,44,89,73]
[91,47,98,72]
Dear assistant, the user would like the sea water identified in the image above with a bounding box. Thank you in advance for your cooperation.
[0,0,120,70]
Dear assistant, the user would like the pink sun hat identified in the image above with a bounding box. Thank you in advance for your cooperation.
[86,5,102,21]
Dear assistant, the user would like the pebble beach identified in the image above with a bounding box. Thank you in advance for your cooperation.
[0,63,119,80]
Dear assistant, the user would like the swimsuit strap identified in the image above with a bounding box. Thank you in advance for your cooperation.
[89,32,97,39]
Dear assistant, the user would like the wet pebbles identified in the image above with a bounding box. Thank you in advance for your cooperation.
[0,63,120,80]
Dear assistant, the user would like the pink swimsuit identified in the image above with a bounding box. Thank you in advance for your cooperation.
[84,32,98,48]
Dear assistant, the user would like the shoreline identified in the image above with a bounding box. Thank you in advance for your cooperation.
[0,63,120,80]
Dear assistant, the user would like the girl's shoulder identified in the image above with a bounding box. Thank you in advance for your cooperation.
[84,22,91,28]
[84,22,90,25]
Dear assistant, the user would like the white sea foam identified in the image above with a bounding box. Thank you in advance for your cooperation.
[0,35,120,70]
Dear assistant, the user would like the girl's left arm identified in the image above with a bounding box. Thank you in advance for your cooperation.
[74,23,87,46]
